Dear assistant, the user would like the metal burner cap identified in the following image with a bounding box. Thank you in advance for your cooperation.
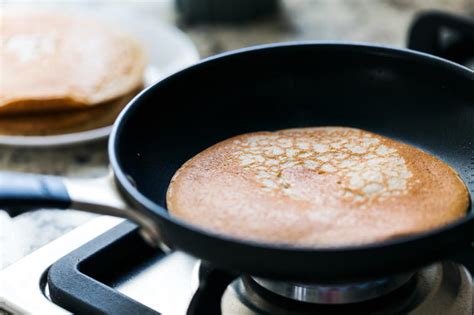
[252,273,414,304]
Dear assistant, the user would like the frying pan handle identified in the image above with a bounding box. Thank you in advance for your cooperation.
[0,172,71,216]
[0,171,161,247]
[187,261,237,315]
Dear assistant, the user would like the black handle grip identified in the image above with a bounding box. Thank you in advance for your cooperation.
[0,172,71,217]
[187,261,237,315]
[408,11,474,64]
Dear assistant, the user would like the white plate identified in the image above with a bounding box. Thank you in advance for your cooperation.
[0,7,199,147]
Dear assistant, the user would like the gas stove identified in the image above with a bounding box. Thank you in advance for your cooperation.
[1,10,473,315]
[0,217,473,315]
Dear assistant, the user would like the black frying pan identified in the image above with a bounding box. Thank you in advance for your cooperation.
[1,43,473,284]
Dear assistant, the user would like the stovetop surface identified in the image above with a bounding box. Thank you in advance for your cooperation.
[43,221,474,315]
[0,215,473,315]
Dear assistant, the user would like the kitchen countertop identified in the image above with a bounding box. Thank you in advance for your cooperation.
[1,0,472,270]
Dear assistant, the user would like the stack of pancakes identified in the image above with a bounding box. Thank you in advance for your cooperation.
[0,10,146,135]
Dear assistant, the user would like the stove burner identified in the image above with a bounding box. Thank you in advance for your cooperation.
[251,272,413,304]
[222,263,473,314]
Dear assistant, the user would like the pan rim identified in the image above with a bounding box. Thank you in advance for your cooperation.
[109,40,474,254]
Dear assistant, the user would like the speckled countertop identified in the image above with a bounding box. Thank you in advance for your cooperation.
[0,0,472,270]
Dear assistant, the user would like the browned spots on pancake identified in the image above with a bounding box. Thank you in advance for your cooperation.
[233,128,413,204]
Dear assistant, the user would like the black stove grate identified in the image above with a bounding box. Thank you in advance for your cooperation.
[47,221,160,315]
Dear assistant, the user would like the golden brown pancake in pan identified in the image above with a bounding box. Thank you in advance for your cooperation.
[0,10,146,115]
[167,127,470,247]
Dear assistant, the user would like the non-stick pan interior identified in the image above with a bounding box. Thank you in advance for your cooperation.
[116,43,473,212]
